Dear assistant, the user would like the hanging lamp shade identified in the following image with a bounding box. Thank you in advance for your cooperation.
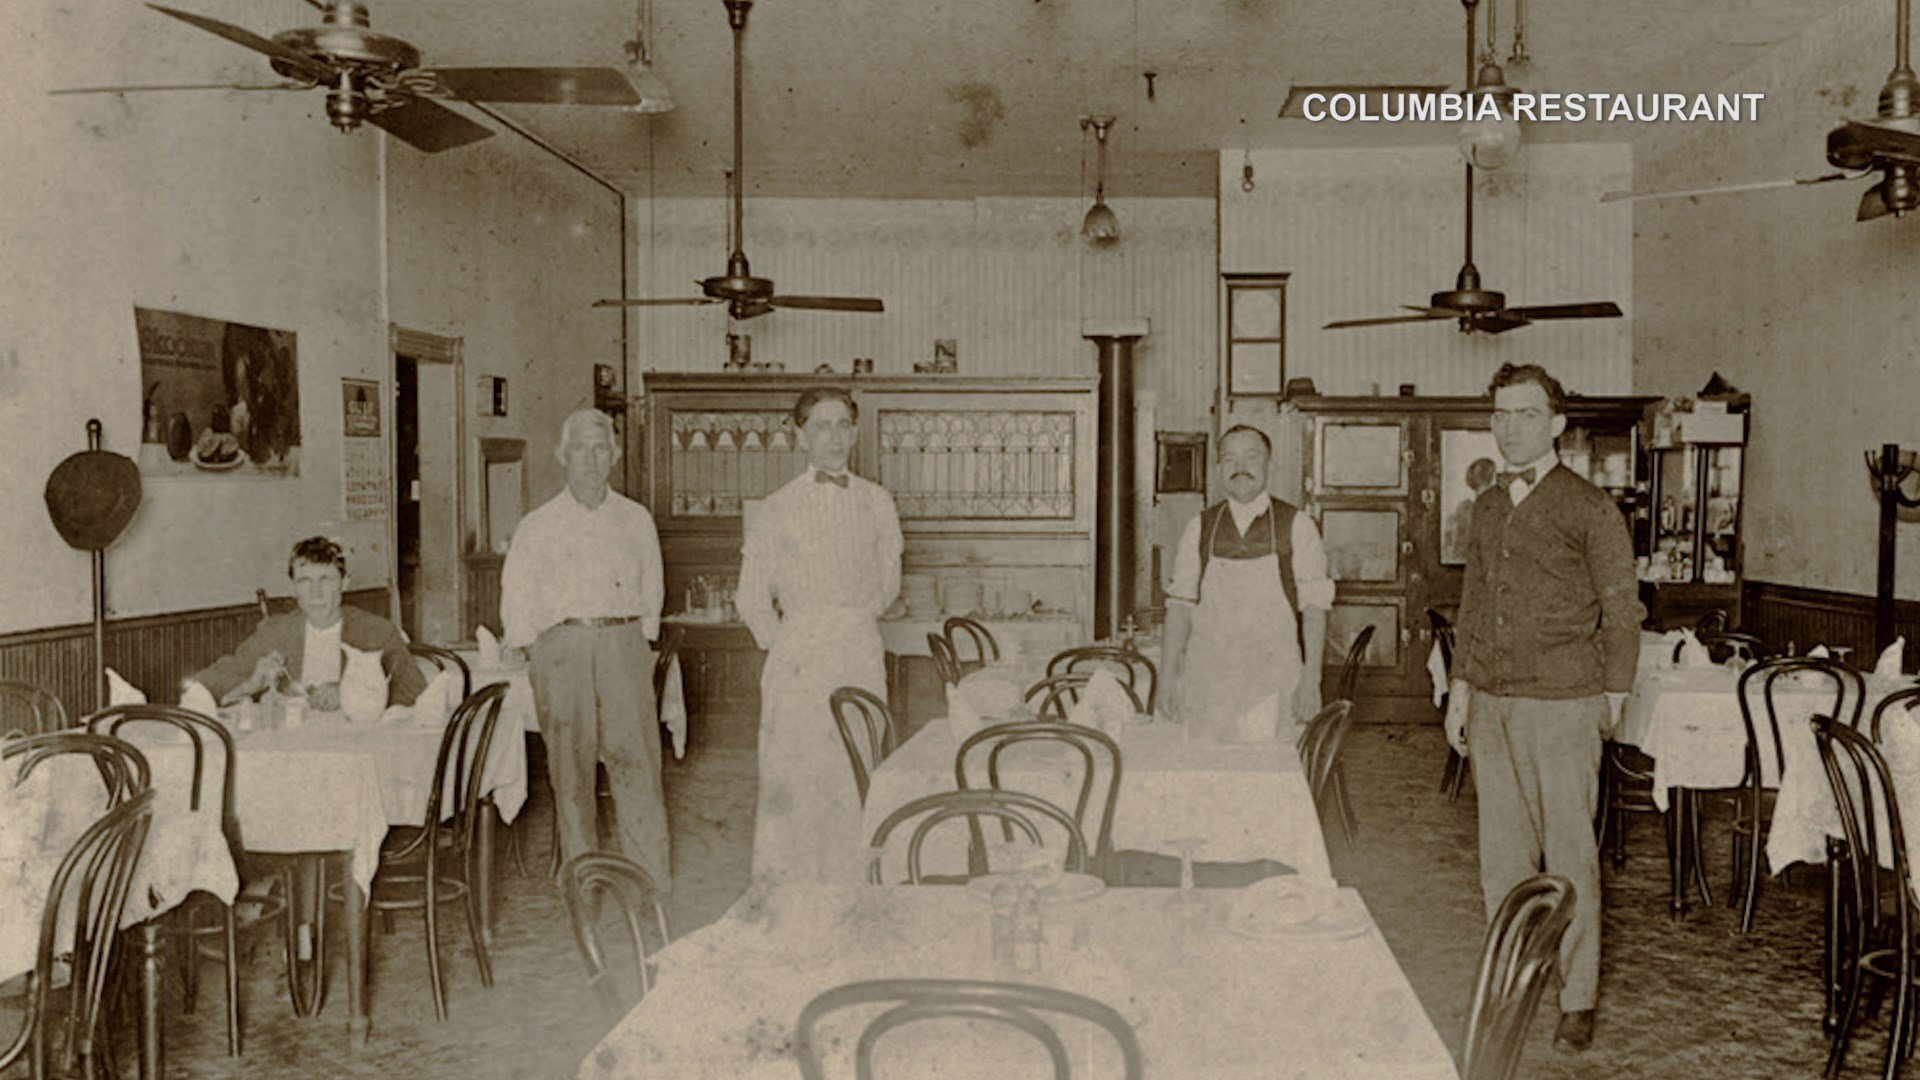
[1081,116,1120,245]
[1457,59,1520,169]
[625,61,674,113]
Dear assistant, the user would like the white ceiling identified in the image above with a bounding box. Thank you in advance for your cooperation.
[139,0,1888,198]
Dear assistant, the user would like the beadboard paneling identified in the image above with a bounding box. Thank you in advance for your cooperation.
[1741,579,1920,671]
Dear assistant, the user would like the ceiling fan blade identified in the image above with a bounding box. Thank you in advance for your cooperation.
[145,4,336,83]
[367,96,494,152]
[49,81,307,95]
[1475,312,1532,334]
[1323,312,1451,330]
[731,301,776,321]
[423,67,639,107]
[768,296,885,313]
[1506,302,1623,320]
[1858,178,1897,221]
[591,297,721,308]
[1599,172,1859,204]
[1829,118,1920,170]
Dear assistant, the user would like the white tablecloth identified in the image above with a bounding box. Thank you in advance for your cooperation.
[577,883,1454,1080]
[879,616,1086,663]
[861,722,1333,881]
[457,650,688,742]
[1,741,240,981]
[224,710,529,894]
[1616,665,1916,872]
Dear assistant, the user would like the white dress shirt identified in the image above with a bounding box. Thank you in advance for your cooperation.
[736,466,904,650]
[499,487,664,649]
[1502,451,1561,506]
[300,621,342,686]
[1165,496,1337,611]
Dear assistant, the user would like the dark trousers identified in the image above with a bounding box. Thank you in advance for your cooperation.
[530,621,671,889]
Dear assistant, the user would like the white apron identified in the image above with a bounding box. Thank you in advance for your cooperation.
[751,605,886,885]
[1182,550,1304,745]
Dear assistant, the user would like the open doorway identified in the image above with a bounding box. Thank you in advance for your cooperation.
[391,327,463,645]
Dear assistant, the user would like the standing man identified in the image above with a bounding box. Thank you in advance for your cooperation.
[1161,425,1335,744]
[1444,363,1644,1053]
[737,386,902,885]
[501,408,670,890]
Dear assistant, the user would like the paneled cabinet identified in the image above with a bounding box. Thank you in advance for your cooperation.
[638,373,1100,737]
[1295,395,1655,723]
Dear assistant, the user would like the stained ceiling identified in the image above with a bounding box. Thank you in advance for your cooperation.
[119,0,1879,198]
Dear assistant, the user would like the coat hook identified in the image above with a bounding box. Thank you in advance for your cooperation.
[1143,71,1157,102]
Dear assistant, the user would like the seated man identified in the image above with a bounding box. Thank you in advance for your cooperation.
[185,536,426,710]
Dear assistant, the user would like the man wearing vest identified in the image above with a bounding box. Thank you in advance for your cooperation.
[1444,363,1644,1054]
[1162,424,1335,744]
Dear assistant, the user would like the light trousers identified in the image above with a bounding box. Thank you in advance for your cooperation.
[531,621,671,890]
[1468,691,1605,1012]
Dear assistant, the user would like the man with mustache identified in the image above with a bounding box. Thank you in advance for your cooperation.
[1161,424,1335,744]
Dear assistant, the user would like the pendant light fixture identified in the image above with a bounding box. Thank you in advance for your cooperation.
[1081,115,1120,245]
[624,0,674,113]
[1456,0,1520,170]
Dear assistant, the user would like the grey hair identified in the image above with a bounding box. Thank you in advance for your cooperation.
[556,407,618,458]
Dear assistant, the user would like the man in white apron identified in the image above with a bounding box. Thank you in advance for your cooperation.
[737,387,903,885]
[1162,426,1335,743]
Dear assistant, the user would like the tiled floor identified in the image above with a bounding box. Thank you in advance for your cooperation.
[52,725,1891,1078]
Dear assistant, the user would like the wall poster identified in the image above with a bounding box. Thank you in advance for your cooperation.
[135,307,300,477]
[341,378,387,522]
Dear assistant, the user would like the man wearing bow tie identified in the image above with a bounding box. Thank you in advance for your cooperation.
[1444,364,1644,1054]
[737,386,903,884]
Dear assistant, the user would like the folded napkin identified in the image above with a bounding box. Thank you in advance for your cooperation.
[948,671,1024,743]
[400,667,461,728]
[475,625,502,668]
[1808,645,1831,659]
[106,668,147,706]
[1877,637,1908,678]
[179,680,219,717]
[660,655,687,759]
[1676,629,1715,669]
[1068,669,1136,731]
[1426,641,1449,706]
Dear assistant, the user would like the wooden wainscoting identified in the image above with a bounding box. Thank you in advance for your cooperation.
[0,589,393,721]
[1741,579,1920,670]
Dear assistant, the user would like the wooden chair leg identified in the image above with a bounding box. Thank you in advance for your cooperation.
[1687,792,1713,907]
[179,907,200,1013]
[223,906,241,1056]
[1447,757,1470,803]
[1739,787,1765,935]
[462,847,494,988]
[425,849,448,1021]
[1663,793,1686,919]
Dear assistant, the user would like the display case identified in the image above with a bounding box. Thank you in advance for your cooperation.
[1637,400,1748,630]
[638,373,1100,738]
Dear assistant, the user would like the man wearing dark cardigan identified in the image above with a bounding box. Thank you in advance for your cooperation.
[1444,364,1644,1054]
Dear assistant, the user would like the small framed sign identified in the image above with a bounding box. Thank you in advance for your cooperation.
[1156,432,1208,494]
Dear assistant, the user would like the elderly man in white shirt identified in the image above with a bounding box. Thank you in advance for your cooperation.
[1161,424,1337,745]
[737,386,903,885]
[500,408,669,888]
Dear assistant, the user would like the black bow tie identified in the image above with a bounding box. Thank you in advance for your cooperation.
[1496,467,1537,489]
[814,470,850,489]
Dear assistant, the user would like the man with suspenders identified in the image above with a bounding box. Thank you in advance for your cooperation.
[1161,424,1336,744]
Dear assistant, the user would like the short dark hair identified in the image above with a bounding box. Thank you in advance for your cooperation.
[289,536,346,577]
[793,386,858,427]
[1218,424,1272,457]
[1487,363,1567,414]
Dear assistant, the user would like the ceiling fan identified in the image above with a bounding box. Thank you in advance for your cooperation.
[50,0,642,153]
[592,0,884,321]
[1602,0,1920,221]
[1323,0,1623,335]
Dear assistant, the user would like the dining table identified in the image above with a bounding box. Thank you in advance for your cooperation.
[860,716,1333,882]
[576,882,1458,1079]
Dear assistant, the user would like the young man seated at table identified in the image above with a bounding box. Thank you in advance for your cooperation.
[183,536,426,711]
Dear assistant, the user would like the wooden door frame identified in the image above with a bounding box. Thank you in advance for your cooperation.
[389,325,465,638]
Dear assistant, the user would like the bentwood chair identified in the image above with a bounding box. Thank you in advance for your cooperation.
[86,704,294,1054]
[1298,700,1358,848]
[1048,647,1158,714]
[943,616,1000,676]
[867,789,1087,885]
[1459,874,1578,1080]
[1811,712,1920,1080]
[359,682,510,1020]
[1675,631,1770,666]
[409,643,473,700]
[1731,656,1863,934]
[795,979,1145,1080]
[1426,608,1471,803]
[956,721,1121,879]
[1336,625,1376,704]
[1597,739,1711,917]
[0,680,70,740]
[927,633,963,687]
[1,731,155,1080]
[559,852,672,1022]
[831,686,899,806]
[1694,609,1731,636]
[1023,673,1143,723]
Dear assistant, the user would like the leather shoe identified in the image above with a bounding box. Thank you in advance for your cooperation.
[1553,1010,1595,1052]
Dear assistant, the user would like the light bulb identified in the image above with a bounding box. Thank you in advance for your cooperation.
[1457,110,1521,169]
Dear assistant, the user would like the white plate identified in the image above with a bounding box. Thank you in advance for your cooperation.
[966,872,1106,905]
[1225,898,1370,943]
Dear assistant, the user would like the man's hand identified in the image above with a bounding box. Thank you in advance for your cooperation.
[308,682,341,712]
[1444,679,1471,757]
[1603,691,1627,739]
[1159,669,1182,722]
[1293,678,1322,723]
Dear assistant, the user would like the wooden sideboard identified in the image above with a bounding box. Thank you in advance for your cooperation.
[639,373,1101,737]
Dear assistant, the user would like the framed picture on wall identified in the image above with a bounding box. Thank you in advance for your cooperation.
[1439,428,1501,565]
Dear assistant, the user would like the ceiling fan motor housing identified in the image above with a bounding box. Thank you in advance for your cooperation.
[270,1,420,132]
